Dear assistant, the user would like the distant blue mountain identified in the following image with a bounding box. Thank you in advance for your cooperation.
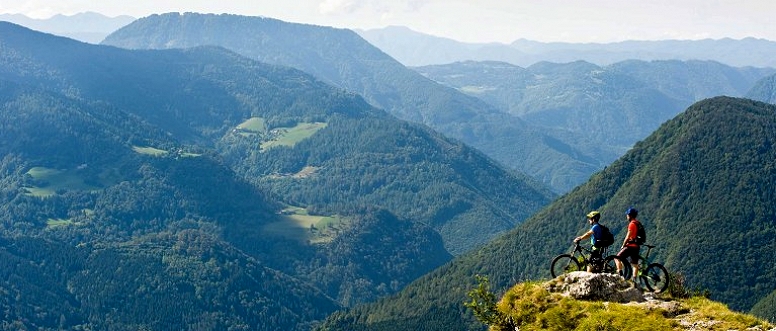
[0,12,135,43]
[358,25,776,68]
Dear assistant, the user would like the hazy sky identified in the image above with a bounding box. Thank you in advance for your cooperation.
[1,0,774,43]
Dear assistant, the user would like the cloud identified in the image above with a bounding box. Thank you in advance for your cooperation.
[318,0,429,16]
[318,0,360,15]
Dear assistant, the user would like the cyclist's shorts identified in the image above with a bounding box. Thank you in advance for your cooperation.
[590,248,602,262]
[617,246,640,264]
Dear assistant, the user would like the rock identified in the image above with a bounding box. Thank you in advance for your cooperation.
[544,271,644,303]
[628,297,688,317]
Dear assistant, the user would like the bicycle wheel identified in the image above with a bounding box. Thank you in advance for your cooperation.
[602,255,632,280]
[642,263,670,293]
[551,254,581,278]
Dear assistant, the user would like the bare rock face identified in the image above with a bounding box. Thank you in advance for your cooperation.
[544,271,644,303]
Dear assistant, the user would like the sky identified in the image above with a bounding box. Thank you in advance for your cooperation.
[1,0,774,43]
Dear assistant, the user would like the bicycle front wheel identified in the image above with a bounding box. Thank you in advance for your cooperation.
[603,255,632,280]
[642,263,670,293]
[551,254,581,278]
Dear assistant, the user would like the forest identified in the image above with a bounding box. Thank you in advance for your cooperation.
[0,21,553,330]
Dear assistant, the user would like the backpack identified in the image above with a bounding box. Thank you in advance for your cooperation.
[594,224,615,248]
[632,220,647,245]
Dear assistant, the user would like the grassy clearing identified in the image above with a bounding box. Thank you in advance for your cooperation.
[132,145,168,156]
[460,85,497,94]
[266,166,320,179]
[236,117,267,133]
[261,206,344,243]
[46,218,73,228]
[261,122,327,151]
[25,167,100,197]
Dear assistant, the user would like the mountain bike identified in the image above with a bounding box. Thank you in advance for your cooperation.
[550,241,632,279]
[631,244,670,293]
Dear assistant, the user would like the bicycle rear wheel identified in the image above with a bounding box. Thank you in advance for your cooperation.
[603,255,632,280]
[550,254,581,278]
[642,263,670,293]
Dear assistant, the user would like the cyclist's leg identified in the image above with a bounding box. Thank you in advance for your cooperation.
[617,246,639,280]
[631,252,640,278]
[614,247,626,275]
[589,247,602,272]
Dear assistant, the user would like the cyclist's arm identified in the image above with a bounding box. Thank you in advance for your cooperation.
[575,230,593,242]
[621,229,632,247]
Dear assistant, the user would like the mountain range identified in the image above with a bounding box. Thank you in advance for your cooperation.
[8,12,776,193]
[0,21,553,329]
[99,12,776,194]
[0,12,134,44]
[320,97,776,330]
[99,12,608,194]
[3,11,776,330]
[358,25,776,68]
[413,60,775,183]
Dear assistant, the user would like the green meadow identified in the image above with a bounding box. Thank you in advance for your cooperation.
[261,122,327,151]
[262,206,344,243]
[25,167,101,197]
[46,218,73,228]
[132,145,168,156]
[236,117,267,134]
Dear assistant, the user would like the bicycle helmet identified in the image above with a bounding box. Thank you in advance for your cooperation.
[626,207,638,218]
[586,211,600,221]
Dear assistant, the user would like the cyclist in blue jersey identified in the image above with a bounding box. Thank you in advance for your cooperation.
[574,211,605,272]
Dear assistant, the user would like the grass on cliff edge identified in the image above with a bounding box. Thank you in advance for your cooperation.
[483,281,773,331]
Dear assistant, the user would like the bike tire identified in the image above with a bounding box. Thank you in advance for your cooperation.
[550,254,581,278]
[642,263,670,293]
[603,255,632,280]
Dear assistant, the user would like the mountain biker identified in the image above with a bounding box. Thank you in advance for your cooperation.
[616,207,642,280]
[574,211,605,272]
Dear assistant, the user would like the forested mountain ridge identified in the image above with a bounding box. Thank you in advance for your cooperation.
[747,73,776,104]
[101,12,602,194]
[0,86,338,329]
[319,97,776,330]
[414,60,775,187]
[0,21,555,329]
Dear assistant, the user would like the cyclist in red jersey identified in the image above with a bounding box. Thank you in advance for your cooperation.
[616,207,642,279]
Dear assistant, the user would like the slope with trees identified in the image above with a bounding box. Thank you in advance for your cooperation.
[415,60,775,191]
[1,21,555,328]
[101,12,602,194]
[319,97,776,329]
[747,73,776,104]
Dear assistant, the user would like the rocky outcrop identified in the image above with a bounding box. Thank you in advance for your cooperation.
[539,272,775,331]
[545,271,644,303]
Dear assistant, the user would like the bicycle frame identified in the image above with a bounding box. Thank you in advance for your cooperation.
[634,244,670,292]
[637,244,657,270]
[550,241,629,278]
[567,242,609,268]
